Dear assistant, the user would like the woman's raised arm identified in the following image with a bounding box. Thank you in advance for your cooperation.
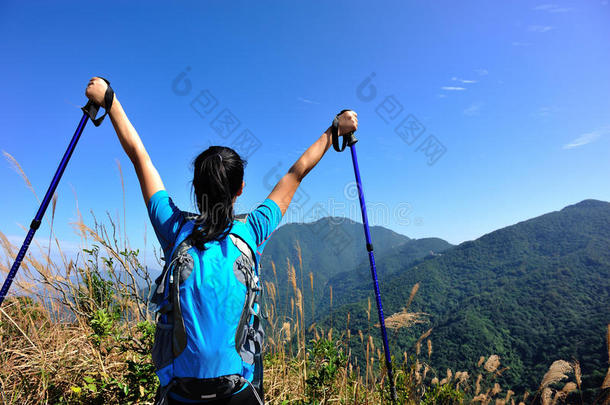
[85,77,164,205]
[267,110,358,215]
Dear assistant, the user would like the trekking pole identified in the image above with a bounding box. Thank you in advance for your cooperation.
[0,78,114,307]
[331,110,398,403]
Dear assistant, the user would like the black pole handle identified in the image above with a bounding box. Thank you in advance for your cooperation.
[331,109,358,152]
[81,77,114,127]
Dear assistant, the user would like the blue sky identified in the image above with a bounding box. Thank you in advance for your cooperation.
[1,0,609,267]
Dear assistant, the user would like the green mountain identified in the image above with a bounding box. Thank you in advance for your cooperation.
[259,217,453,322]
[321,199,610,397]
[318,236,453,314]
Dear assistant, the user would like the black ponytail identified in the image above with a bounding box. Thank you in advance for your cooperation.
[191,146,246,250]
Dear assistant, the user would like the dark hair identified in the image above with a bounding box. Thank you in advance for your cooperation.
[191,146,246,250]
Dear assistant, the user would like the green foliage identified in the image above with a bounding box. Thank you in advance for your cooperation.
[88,308,118,347]
[305,337,347,402]
[69,374,116,404]
[421,384,464,405]
[81,246,115,307]
[115,321,159,403]
[66,321,158,404]
[119,359,158,403]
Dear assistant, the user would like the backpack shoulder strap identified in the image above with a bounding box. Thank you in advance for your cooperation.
[152,220,195,304]
[230,217,265,390]
[230,217,257,265]
[171,220,196,258]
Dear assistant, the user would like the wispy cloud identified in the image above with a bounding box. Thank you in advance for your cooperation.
[563,127,609,149]
[534,4,573,12]
[512,41,532,47]
[529,25,554,33]
[297,97,320,105]
[452,77,477,84]
[440,72,483,96]
[533,106,557,117]
[463,102,483,116]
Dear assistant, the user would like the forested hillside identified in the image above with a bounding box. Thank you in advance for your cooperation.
[259,217,453,322]
[267,200,610,399]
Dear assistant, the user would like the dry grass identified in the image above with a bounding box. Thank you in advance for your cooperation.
[0,297,135,403]
[483,355,500,373]
[379,285,428,332]
[1,222,607,403]
[539,360,573,390]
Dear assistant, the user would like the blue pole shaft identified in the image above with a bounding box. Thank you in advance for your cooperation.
[0,112,90,306]
[349,144,397,402]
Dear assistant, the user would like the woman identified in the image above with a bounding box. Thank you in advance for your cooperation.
[85,77,357,404]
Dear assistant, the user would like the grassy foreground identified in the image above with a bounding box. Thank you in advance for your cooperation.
[0,157,608,404]
[1,219,608,405]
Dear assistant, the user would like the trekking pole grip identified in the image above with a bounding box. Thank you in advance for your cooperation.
[331,109,358,152]
[82,77,115,127]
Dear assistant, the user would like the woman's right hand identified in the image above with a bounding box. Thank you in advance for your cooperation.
[85,77,111,107]
[337,110,358,135]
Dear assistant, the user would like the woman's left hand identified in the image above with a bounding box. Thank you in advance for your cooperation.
[338,110,358,135]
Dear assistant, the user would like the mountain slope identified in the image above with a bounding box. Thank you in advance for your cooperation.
[317,236,453,314]
[259,217,414,320]
[326,199,610,396]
